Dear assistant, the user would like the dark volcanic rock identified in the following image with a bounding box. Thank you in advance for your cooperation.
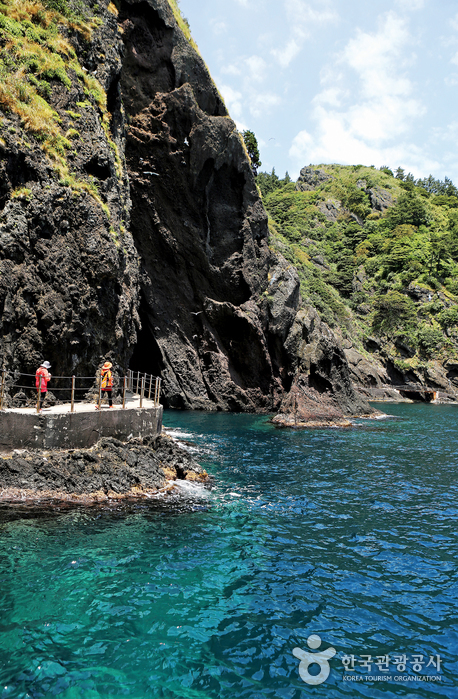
[120,0,280,411]
[368,185,393,212]
[272,306,374,426]
[296,167,333,191]
[0,0,371,425]
[0,434,207,501]
[0,4,139,378]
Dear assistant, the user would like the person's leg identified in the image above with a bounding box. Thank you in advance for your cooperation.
[39,392,46,410]
[108,390,113,407]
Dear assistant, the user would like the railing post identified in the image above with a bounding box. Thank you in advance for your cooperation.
[154,377,161,405]
[122,376,127,409]
[136,371,140,396]
[140,377,146,408]
[148,374,152,400]
[97,372,102,410]
[0,370,4,411]
[71,375,75,413]
[36,374,42,413]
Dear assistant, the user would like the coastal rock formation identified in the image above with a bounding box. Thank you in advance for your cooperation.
[272,306,374,426]
[0,434,207,502]
[120,0,279,411]
[0,2,139,378]
[0,0,372,421]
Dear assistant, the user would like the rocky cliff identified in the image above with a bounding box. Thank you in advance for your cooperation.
[0,0,371,422]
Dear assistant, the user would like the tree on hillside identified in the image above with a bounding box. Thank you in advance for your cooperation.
[257,168,279,197]
[372,291,416,334]
[243,130,262,175]
[387,191,429,228]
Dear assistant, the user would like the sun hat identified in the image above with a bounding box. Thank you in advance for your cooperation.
[102,361,112,369]
[41,361,51,369]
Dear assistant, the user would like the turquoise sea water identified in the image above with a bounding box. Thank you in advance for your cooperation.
[0,404,457,698]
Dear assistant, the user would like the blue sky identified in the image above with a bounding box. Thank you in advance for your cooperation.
[178,0,458,183]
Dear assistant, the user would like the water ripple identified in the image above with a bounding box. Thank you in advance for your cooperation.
[0,404,457,697]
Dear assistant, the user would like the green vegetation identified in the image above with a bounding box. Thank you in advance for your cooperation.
[11,185,32,198]
[0,0,117,215]
[259,164,458,364]
[243,130,262,175]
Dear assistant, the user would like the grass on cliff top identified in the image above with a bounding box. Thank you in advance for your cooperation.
[166,0,198,51]
[165,0,228,112]
[0,0,118,213]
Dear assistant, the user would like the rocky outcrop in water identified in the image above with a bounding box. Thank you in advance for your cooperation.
[0,434,207,502]
[272,306,373,426]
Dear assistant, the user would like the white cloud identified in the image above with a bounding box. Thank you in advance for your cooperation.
[433,121,458,141]
[271,0,338,67]
[289,130,314,160]
[289,12,429,172]
[249,92,282,118]
[271,39,301,68]
[221,63,241,76]
[245,55,267,82]
[445,74,458,86]
[219,84,244,120]
[397,0,425,10]
[451,13,458,31]
[210,19,227,35]
[312,87,346,107]
[451,51,458,66]
[289,126,440,179]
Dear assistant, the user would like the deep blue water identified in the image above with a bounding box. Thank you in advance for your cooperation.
[0,403,457,698]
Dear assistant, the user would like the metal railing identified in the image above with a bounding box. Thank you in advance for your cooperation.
[0,369,161,413]
[126,370,162,408]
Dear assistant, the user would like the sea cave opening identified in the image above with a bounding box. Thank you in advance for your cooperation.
[129,294,164,380]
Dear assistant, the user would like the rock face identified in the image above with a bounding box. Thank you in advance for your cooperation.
[116,0,288,410]
[296,167,333,191]
[0,0,372,422]
[0,434,207,501]
[0,3,139,378]
[272,306,373,426]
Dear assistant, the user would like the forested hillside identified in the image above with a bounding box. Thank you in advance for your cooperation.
[258,164,458,390]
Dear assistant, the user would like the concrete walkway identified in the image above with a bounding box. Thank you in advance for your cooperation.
[0,393,163,451]
[3,393,158,415]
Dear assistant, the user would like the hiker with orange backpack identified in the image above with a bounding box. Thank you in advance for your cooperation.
[97,361,114,409]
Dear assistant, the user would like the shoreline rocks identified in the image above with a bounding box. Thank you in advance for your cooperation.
[0,434,208,504]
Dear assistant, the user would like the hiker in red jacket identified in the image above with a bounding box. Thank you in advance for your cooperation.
[35,361,52,412]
